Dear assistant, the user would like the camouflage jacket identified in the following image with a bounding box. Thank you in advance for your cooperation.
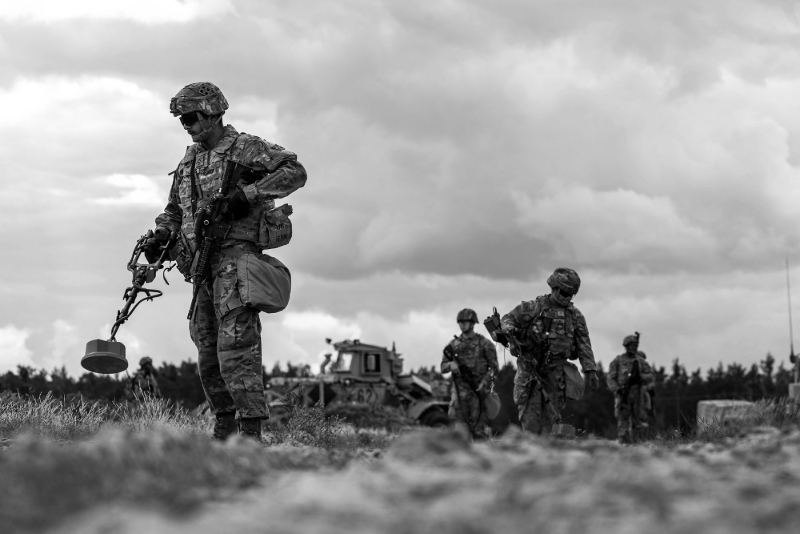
[130,370,160,397]
[155,125,307,255]
[499,295,596,382]
[440,331,498,391]
[607,352,654,394]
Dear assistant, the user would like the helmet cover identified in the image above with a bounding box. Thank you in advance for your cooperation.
[139,356,153,366]
[546,267,581,295]
[456,308,479,323]
[622,334,639,347]
[169,82,229,116]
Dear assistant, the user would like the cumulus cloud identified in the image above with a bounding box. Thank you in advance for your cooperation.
[0,325,35,372]
[92,174,166,207]
[2,0,800,376]
[0,0,235,24]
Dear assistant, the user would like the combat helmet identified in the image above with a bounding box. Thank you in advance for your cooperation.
[170,82,229,117]
[139,356,153,366]
[622,334,639,347]
[456,308,479,323]
[546,267,581,296]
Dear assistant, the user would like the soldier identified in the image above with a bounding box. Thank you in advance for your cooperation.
[637,348,656,427]
[441,308,499,439]
[607,334,654,444]
[144,82,307,441]
[500,268,599,435]
[129,356,162,398]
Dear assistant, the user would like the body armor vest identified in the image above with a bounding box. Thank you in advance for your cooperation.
[525,296,576,359]
[175,134,274,247]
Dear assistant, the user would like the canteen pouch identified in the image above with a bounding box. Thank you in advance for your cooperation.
[258,204,293,250]
[221,248,291,313]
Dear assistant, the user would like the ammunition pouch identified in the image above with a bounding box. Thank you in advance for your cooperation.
[257,204,293,250]
[169,234,195,280]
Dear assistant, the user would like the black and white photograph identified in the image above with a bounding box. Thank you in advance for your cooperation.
[1,1,799,532]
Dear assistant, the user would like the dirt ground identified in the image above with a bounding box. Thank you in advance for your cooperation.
[45,426,800,534]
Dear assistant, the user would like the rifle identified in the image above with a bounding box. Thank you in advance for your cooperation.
[186,159,247,320]
[618,358,642,403]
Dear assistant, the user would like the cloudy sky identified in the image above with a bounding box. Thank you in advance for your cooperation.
[2,0,800,383]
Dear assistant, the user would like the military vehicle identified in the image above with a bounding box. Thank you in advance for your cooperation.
[266,339,451,427]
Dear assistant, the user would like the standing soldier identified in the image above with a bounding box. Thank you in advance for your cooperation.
[637,348,656,427]
[442,308,499,439]
[500,268,599,435]
[143,82,307,441]
[130,356,162,398]
[607,334,654,444]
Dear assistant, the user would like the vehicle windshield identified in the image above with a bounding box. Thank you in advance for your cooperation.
[331,352,353,372]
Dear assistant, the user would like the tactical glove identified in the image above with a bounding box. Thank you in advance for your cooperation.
[448,361,461,376]
[584,370,599,392]
[225,188,250,220]
[143,227,171,263]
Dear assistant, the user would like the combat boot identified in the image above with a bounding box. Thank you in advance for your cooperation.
[238,418,263,442]
[212,412,237,441]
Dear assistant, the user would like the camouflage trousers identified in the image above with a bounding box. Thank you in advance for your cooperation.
[189,252,268,420]
[615,385,645,443]
[514,365,567,434]
[448,379,490,439]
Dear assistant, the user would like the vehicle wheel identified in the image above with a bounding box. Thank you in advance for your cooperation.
[420,409,451,428]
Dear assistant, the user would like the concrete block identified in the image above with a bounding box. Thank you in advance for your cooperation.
[696,400,755,428]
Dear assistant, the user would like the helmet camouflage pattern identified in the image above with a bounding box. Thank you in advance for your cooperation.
[456,308,479,323]
[546,267,581,295]
[139,356,153,366]
[169,82,229,116]
[622,334,639,347]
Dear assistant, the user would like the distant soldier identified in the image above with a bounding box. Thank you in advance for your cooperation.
[500,268,599,435]
[442,308,499,439]
[130,356,162,398]
[637,349,656,425]
[607,334,654,443]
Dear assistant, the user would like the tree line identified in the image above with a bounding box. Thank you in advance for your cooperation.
[0,353,795,435]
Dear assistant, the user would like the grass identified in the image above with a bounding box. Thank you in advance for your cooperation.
[1,393,799,533]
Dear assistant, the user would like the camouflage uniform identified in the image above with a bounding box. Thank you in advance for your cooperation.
[154,83,307,422]
[637,350,656,425]
[130,369,161,398]
[500,269,596,434]
[441,329,498,439]
[607,345,653,443]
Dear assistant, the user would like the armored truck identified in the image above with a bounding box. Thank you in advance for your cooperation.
[266,339,451,427]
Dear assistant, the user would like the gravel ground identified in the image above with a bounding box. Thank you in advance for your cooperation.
[43,425,800,534]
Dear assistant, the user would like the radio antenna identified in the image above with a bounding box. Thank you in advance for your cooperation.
[787,259,797,376]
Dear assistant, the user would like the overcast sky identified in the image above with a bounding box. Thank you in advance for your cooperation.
[2,0,800,383]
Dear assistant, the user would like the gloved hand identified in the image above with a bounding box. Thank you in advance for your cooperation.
[225,188,250,220]
[448,361,460,376]
[143,227,170,263]
[477,375,492,393]
[584,370,599,392]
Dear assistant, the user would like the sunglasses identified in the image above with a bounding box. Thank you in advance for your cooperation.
[556,287,575,298]
[179,112,204,126]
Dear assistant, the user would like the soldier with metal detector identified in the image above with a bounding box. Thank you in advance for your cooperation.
[607,333,654,444]
[145,82,306,441]
[485,268,598,436]
[441,308,499,439]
